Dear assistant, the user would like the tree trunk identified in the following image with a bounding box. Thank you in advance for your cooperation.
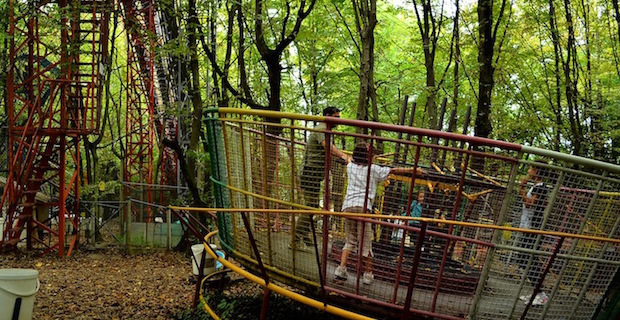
[610,0,620,90]
[83,7,117,189]
[187,0,205,209]
[354,0,377,136]
[453,0,460,119]
[614,0,620,49]
[0,4,7,114]
[425,57,438,130]
[266,55,283,113]
[563,0,583,156]
[209,0,221,104]
[475,0,494,139]
[548,0,563,152]
[357,34,372,126]
[412,0,443,131]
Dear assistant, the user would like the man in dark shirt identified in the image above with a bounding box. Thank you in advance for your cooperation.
[292,107,351,252]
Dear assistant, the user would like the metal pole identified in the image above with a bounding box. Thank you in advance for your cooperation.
[126,199,131,250]
[521,237,565,319]
[401,221,428,320]
[167,208,172,249]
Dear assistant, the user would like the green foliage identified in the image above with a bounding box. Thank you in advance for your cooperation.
[199,291,346,320]
[159,0,620,162]
[173,305,211,320]
[5,0,620,210]
[0,2,7,115]
[80,180,122,201]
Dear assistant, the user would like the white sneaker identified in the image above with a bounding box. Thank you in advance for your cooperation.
[362,272,374,285]
[519,293,532,301]
[334,266,348,280]
[531,292,549,306]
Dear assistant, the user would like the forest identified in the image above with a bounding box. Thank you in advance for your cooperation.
[1,0,619,206]
[2,2,620,318]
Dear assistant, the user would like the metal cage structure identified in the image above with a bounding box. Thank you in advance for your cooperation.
[202,108,620,320]
[2,0,183,256]
[2,0,110,256]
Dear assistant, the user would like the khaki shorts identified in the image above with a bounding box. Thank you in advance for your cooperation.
[342,207,373,258]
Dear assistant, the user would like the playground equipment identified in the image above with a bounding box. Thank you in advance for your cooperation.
[2,0,110,256]
[2,1,619,318]
[190,107,620,320]
[1,1,184,256]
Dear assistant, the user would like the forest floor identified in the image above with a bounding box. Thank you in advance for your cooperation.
[1,245,347,320]
[1,247,196,319]
[0,215,349,320]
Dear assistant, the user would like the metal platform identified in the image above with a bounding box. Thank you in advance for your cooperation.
[196,108,620,319]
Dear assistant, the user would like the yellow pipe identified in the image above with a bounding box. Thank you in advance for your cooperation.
[389,173,494,201]
[464,164,505,187]
[199,297,221,320]
[431,162,445,175]
[221,118,305,132]
[599,191,620,197]
[197,270,235,320]
[389,175,459,191]
[169,206,620,245]
[221,117,333,136]
[191,186,618,244]
[217,107,324,123]
[224,182,319,211]
[200,231,375,320]
[462,189,494,201]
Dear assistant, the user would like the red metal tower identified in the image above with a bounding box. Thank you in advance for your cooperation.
[153,8,182,195]
[2,0,182,255]
[2,0,110,256]
[122,0,182,208]
[121,0,157,220]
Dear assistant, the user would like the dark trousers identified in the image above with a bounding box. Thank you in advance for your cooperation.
[518,234,544,285]
[294,167,322,243]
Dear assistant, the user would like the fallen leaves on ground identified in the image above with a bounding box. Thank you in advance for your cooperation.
[1,247,195,319]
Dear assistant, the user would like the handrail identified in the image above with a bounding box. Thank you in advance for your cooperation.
[209,107,620,175]
[200,230,375,320]
[210,107,522,150]
[170,208,620,246]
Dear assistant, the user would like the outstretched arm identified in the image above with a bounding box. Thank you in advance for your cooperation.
[520,177,537,208]
[390,167,424,175]
[321,140,351,163]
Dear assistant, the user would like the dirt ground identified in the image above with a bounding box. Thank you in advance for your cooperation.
[1,243,350,320]
[1,247,197,319]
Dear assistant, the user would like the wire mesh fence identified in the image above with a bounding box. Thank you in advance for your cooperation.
[204,108,620,320]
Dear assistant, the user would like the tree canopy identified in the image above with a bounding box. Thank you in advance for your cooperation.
[2,0,619,204]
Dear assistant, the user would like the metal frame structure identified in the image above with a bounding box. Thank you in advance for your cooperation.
[2,0,184,255]
[199,108,620,320]
[3,2,619,319]
[121,0,156,221]
[121,0,182,220]
[2,0,110,256]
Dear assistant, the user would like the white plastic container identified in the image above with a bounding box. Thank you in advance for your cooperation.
[0,269,40,320]
[191,244,218,276]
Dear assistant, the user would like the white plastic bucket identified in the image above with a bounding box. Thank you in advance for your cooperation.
[0,269,40,320]
[191,244,217,276]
